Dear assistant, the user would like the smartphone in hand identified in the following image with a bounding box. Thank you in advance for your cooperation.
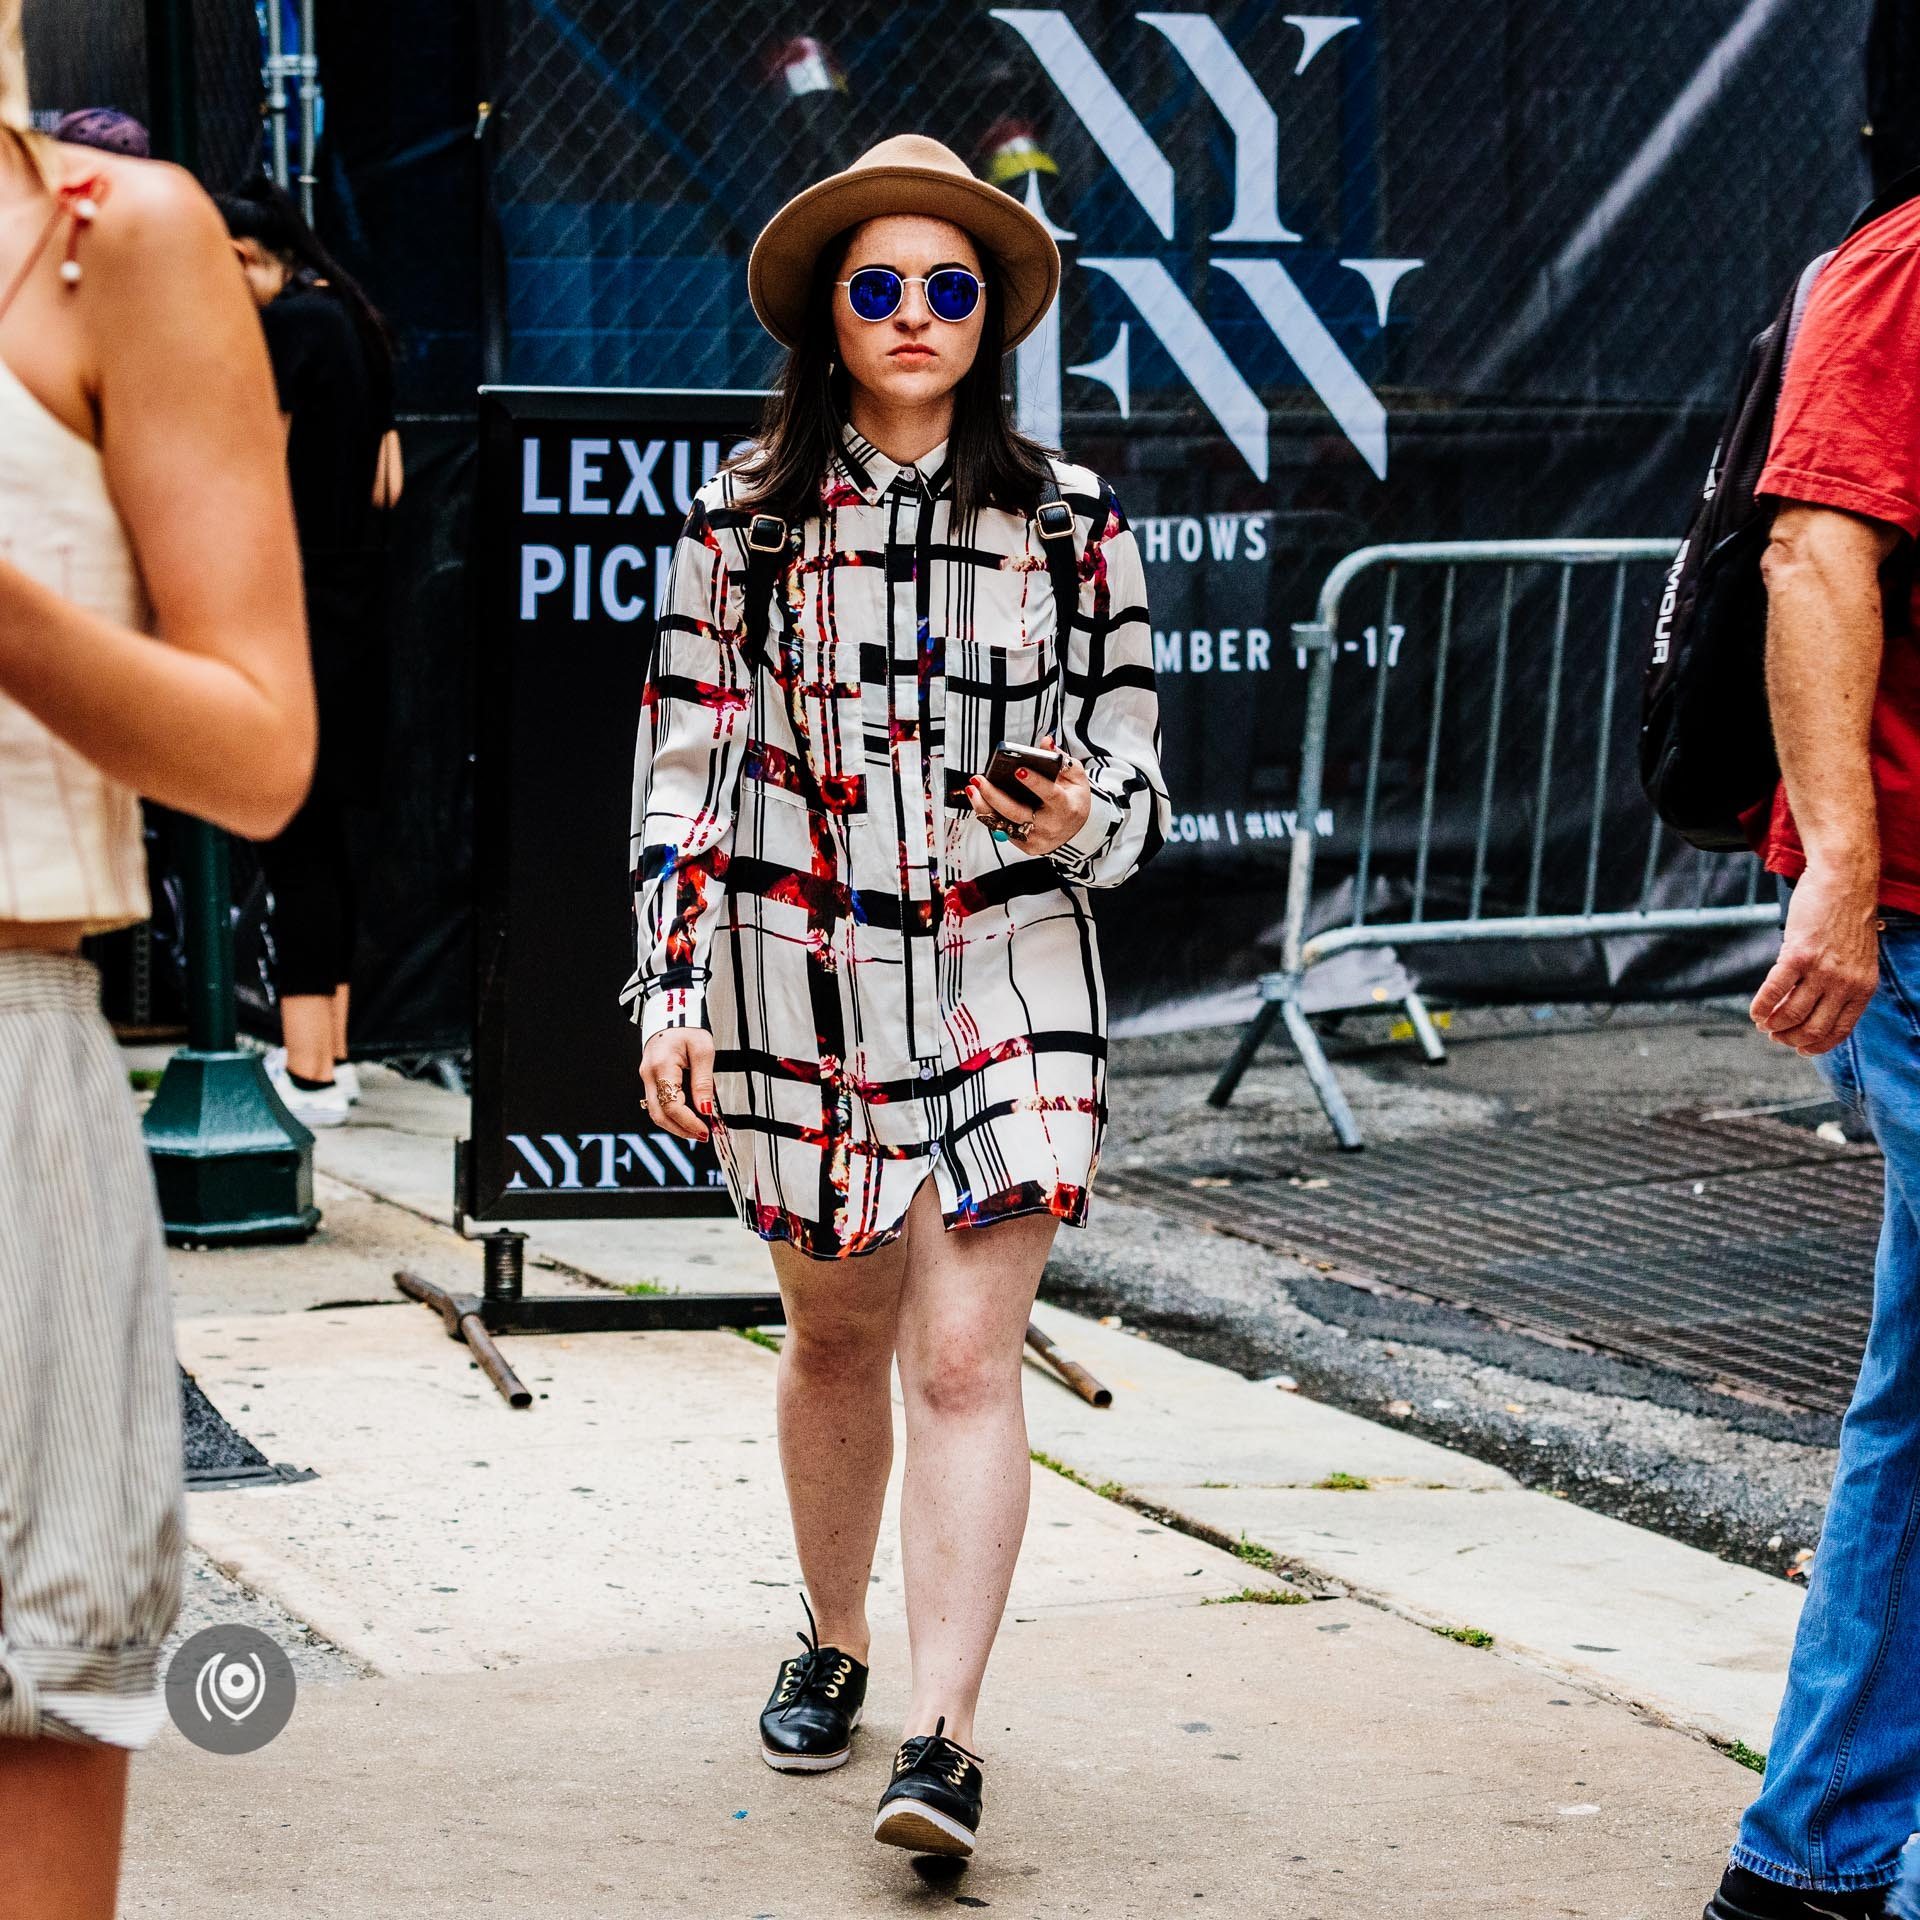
[983,741,1065,810]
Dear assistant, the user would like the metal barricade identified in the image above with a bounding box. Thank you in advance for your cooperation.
[1208,540,1778,1148]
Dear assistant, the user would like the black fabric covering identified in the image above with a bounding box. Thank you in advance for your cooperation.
[338,420,477,1054]
[1869,0,1920,190]
[311,0,499,411]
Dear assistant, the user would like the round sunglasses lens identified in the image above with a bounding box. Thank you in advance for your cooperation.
[846,269,902,321]
[926,270,981,322]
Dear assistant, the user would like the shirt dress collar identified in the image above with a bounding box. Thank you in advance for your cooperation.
[834,423,953,506]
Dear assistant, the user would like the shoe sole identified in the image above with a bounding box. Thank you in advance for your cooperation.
[872,1800,976,1859]
[761,1743,852,1773]
[761,1705,861,1774]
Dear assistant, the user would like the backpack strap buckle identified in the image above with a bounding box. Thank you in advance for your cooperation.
[1034,499,1075,543]
[747,513,788,554]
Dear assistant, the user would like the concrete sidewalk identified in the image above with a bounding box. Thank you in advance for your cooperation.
[125,1064,1784,1917]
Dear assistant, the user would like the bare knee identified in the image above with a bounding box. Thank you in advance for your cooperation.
[901,1339,1017,1421]
[783,1306,894,1382]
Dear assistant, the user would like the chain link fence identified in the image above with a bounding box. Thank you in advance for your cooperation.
[486,0,1872,1025]
[493,0,1869,414]
[21,0,267,189]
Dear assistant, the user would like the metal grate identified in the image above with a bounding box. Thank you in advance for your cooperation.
[1101,1112,1883,1415]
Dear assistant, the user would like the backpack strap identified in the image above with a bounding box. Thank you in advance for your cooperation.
[740,511,788,670]
[1783,250,1833,365]
[1033,475,1081,635]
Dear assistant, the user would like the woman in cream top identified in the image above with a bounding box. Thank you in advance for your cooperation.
[0,338,152,931]
[0,6,314,1913]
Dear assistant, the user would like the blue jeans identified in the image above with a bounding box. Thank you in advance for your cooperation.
[1895,1833,1920,1919]
[1736,926,1920,1893]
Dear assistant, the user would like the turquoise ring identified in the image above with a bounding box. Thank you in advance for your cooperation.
[992,827,1010,842]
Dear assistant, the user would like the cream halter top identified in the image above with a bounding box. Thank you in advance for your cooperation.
[0,350,150,931]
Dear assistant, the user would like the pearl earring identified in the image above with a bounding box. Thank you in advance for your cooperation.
[58,185,102,289]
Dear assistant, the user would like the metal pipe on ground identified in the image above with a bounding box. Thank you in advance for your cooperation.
[1025,1321,1112,1407]
[395,1269,533,1408]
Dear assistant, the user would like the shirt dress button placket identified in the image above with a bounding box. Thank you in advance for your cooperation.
[887,474,944,1106]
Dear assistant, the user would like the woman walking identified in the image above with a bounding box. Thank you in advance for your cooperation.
[217,179,398,1127]
[0,9,313,1913]
[624,134,1167,1861]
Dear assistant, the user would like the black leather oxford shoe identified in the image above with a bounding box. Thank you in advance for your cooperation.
[872,1715,984,1858]
[758,1598,868,1773]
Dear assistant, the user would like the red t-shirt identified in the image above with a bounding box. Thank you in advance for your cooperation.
[1753,192,1920,912]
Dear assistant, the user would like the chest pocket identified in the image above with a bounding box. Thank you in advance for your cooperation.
[948,493,1080,757]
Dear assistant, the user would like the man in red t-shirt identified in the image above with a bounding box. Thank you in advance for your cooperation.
[1709,190,1920,1920]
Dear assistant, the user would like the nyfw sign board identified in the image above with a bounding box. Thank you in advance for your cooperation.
[984,6,1420,859]
[997,8,1422,482]
[470,387,761,1218]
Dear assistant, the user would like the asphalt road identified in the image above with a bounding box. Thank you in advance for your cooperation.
[1050,1002,1843,1578]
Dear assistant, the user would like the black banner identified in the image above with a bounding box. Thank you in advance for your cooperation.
[467,388,761,1220]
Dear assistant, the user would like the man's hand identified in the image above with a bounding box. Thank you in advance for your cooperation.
[966,736,1093,855]
[1752,505,1898,1056]
[1750,859,1880,1055]
[641,1028,716,1141]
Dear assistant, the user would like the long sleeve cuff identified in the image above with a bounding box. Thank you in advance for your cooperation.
[636,983,705,1046]
[1047,789,1122,883]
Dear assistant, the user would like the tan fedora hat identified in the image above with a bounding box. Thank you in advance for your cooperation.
[747,133,1061,352]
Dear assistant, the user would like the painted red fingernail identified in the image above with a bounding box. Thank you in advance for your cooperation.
[1016,769,1030,781]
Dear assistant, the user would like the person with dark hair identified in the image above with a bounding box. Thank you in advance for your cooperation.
[216,178,398,1124]
[623,135,1167,1865]
[0,6,313,1910]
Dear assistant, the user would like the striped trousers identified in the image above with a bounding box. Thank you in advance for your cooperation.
[0,952,183,1746]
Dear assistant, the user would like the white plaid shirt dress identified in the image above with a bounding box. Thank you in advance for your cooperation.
[622,425,1170,1258]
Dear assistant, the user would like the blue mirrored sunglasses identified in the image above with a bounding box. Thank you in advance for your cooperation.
[836,267,984,325]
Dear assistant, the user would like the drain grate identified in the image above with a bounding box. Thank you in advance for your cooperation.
[1101,1112,1883,1416]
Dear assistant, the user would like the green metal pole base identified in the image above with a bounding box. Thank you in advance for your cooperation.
[144,1050,320,1246]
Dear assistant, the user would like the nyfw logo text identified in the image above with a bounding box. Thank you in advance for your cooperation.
[995,8,1421,480]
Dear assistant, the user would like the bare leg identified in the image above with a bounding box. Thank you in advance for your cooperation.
[0,1738,129,1920]
[278,993,335,1083]
[768,1228,910,1661]
[892,1180,1058,1752]
[331,982,350,1065]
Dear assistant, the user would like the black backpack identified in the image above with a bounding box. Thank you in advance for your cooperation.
[1640,170,1920,850]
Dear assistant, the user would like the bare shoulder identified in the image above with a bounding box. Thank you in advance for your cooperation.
[68,152,230,279]
[66,153,264,390]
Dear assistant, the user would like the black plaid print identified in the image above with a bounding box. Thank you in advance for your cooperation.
[621,426,1169,1258]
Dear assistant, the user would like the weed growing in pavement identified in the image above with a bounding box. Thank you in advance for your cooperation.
[621,1279,667,1296]
[1232,1536,1280,1573]
[1316,1472,1370,1491]
[1434,1625,1495,1649]
[735,1326,782,1352]
[1726,1741,1767,1774]
[127,1068,163,1093]
[1202,1586,1310,1607]
[1029,1450,1125,1502]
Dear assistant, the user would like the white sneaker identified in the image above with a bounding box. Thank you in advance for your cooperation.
[262,1050,350,1129]
[333,1061,361,1105]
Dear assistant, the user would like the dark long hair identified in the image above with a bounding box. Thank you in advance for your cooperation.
[733,227,1052,524]
[213,176,394,384]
